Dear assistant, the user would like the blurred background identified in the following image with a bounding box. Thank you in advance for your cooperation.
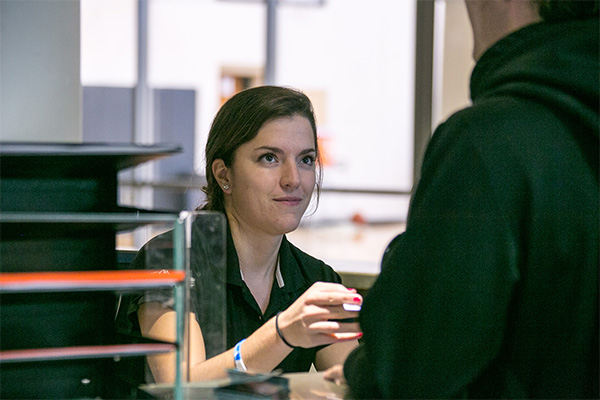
[1,0,474,279]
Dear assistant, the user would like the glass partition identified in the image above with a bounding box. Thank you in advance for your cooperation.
[132,210,227,388]
[183,211,227,379]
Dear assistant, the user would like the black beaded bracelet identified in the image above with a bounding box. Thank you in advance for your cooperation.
[275,312,298,349]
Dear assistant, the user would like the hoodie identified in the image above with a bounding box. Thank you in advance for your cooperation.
[345,18,599,399]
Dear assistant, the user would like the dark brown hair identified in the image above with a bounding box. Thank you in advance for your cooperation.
[198,85,322,213]
[535,0,599,22]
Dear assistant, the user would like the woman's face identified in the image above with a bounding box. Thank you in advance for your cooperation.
[223,115,317,236]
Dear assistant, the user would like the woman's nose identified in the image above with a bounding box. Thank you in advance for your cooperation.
[281,161,301,188]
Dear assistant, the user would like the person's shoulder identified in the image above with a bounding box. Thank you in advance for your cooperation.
[282,237,341,283]
[434,97,536,148]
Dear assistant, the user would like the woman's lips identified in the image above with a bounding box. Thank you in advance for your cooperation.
[274,196,302,206]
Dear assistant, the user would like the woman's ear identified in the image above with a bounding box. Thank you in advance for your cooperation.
[212,159,231,193]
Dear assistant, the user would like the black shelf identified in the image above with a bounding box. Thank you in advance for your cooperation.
[0,142,183,399]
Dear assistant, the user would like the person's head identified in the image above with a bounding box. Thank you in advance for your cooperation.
[465,0,599,60]
[200,85,322,232]
[534,0,599,22]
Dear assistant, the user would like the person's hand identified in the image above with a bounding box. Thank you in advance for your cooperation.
[276,281,362,348]
[323,364,346,386]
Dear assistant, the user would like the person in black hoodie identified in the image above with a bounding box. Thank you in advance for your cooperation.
[341,0,599,398]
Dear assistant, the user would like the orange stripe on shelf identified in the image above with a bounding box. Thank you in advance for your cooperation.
[0,270,186,285]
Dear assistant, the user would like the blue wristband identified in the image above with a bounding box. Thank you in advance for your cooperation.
[234,339,247,371]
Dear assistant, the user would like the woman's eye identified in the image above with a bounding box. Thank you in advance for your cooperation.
[300,155,315,165]
[260,153,277,163]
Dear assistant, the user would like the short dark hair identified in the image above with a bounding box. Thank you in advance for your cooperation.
[535,0,599,22]
[199,85,322,213]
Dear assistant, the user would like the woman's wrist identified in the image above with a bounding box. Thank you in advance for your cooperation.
[234,339,248,371]
[275,311,299,349]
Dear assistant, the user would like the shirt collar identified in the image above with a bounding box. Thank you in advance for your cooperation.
[225,227,302,292]
[237,255,285,289]
[277,236,304,293]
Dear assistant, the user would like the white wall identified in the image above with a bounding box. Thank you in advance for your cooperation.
[277,0,416,191]
[80,0,138,87]
[1,0,81,142]
[432,0,473,127]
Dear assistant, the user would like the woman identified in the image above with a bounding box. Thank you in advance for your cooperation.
[133,86,362,383]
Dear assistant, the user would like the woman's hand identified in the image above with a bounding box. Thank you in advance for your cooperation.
[323,364,346,385]
[276,282,362,349]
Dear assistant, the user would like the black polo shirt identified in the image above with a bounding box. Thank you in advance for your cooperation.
[120,226,342,374]
[223,230,342,373]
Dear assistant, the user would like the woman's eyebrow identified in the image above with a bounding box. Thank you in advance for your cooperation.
[298,148,316,156]
[254,146,316,155]
[254,146,282,153]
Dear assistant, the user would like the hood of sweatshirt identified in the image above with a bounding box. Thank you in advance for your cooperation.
[470,18,599,139]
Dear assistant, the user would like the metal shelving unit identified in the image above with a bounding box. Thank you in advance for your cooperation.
[0,143,187,399]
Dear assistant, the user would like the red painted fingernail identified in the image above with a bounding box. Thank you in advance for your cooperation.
[357,332,363,338]
[354,297,361,302]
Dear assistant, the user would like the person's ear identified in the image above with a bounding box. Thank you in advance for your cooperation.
[212,159,231,193]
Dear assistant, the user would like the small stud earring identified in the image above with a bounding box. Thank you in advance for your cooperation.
[223,184,230,190]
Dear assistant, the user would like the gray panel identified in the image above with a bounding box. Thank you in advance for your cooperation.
[82,86,134,143]
[153,89,198,211]
[81,86,198,211]
[153,88,195,178]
